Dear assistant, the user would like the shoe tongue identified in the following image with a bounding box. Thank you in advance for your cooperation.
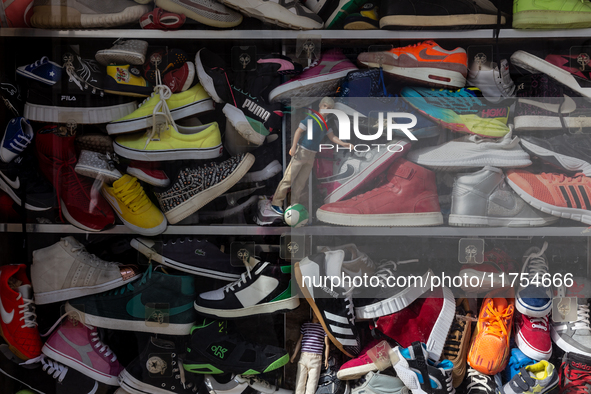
[499,59,513,86]
[17,285,32,299]
[492,297,508,312]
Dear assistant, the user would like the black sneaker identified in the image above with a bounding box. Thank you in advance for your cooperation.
[521,133,591,177]
[130,237,246,281]
[239,134,282,184]
[0,76,25,117]
[560,352,591,393]
[460,366,503,394]
[183,319,289,375]
[379,0,505,29]
[195,48,234,104]
[154,153,255,225]
[294,251,361,358]
[315,356,349,394]
[119,337,202,394]
[194,259,299,319]
[204,374,291,394]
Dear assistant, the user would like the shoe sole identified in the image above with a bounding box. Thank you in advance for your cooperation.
[199,195,258,221]
[31,4,150,28]
[511,50,591,98]
[520,138,591,177]
[507,176,591,225]
[336,363,378,380]
[195,49,225,104]
[325,0,368,29]
[119,369,177,394]
[515,293,552,318]
[361,60,466,89]
[268,69,354,106]
[240,160,282,183]
[154,0,242,28]
[106,98,214,135]
[15,69,57,86]
[59,199,112,232]
[448,213,558,227]
[515,325,552,361]
[513,10,591,29]
[163,153,255,224]
[126,166,170,187]
[354,270,433,320]
[42,343,119,386]
[25,101,137,125]
[95,49,145,66]
[380,13,504,29]
[316,210,444,226]
[218,0,323,29]
[551,326,591,357]
[100,189,168,236]
[324,141,408,204]
[0,176,52,211]
[0,328,31,361]
[408,155,531,171]
[223,104,267,146]
[113,140,223,162]
[514,113,591,131]
[130,238,241,281]
[392,347,431,394]
[344,21,378,29]
[74,164,121,184]
[194,296,300,319]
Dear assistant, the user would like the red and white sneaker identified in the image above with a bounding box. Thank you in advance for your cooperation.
[0,264,42,360]
[459,262,510,293]
[127,160,170,187]
[515,312,552,361]
[268,49,357,106]
[163,61,195,93]
[139,7,186,30]
[0,0,33,27]
[337,339,385,380]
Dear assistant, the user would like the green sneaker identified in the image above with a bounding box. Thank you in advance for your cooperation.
[513,0,591,29]
[325,0,369,29]
[183,319,289,375]
[65,265,196,335]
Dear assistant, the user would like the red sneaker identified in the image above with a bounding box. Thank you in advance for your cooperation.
[127,160,170,187]
[515,312,552,361]
[35,131,114,231]
[337,339,383,380]
[317,159,443,226]
[0,264,42,360]
[163,61,195,93]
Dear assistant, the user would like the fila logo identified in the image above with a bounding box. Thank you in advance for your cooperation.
[61,95,76,101]
[481,108,507,118]
[243,99,270,122]
[573,362,591,371]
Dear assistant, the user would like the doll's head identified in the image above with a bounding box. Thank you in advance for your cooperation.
[312,313,320,323]
[319,97,335,110]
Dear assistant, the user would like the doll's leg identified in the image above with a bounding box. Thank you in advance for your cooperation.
[289,147,317,205]
[294,353,310,394]
[271,154,296,208]
[304,353,323,394]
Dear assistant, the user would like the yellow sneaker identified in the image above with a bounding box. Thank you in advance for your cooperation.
[106,83,214,135]
[104,64,153,97]
[101,174,167,236]
[113,122,223,161]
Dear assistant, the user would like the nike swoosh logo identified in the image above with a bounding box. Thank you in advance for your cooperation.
[257,58,295,73]
[519,95,576,114]
[0,172,19,190]
[126,294,194,319]
[0,296,13,325]
[419,48,447,60]
[490,194,517,210]
[319,164,356,183]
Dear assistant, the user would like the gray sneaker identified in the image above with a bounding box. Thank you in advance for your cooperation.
[449,166,558,227]
[351,371,409,394]
[95,39,149,66]
[218,0,323,29]
[551,276,591,357]
[502,361,558,394]
[31,237,140,305]
[74,150,122,184]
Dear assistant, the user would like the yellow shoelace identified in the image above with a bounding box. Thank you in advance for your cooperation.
[114,177,151,213]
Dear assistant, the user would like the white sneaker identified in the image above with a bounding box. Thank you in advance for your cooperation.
[218,0,323,29]
[468,58,515,103]
[204,374,293,394]
[256,197,284,226]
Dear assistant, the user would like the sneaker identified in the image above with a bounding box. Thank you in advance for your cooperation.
[194,48,234,104]
[163,61,196,93]
[154,153,254,224]
[407,132,531,171]
[119,337,202,394]
[101,174,167,236]
[106,83,214,135]
[194,260,299,318]
[31,0,151,28]
[380,0,505,29]
[391,342,455,394]
[0,75,25,117]
[505,348,536,382]
[218,0,323,29]
[401,86,511,137]
[443,299,473,388]
[74,150,122,183]
[256,196,285,226]
[0,0,33,27]
[143,48,191,85]
[239,135,282,183]
[316,159,444,227]
[318,243,377,279]
[521,133,591,176]
[42,316,123,386]
[204,374,292,394]
[515,312,552,361]
[358,41,467,89]
[467,289,515,375]
[65,266,197,335]
[449,166,558,227]
[507,170,591,225]
[75,132,114,154]
[0,117,33,163]
[104,64,153,97]
[127,160,170,187]
[318,0,369,29]
[154,0,242,27]
[337,339,386,380]
[268,49,357,106]
[350,371,408,394]
[459,261,511,293]
[16,56,62,85]
[343,2,379,29]
[559,352,591,393]
[294,251,361,357]
[513,0,591,28]
[139,6,187,30]
[130,237,245,281]
[183,319,289,375]
[468,58,515,103]
[551,276,591,357]
[460,367,503,394]
[95,39,149,66]
[503,360,558,394]
[0,264,41,360]
[516,243,553,317]
[31,236,140,305]
[35,131,115,231]
[113,122,223,161]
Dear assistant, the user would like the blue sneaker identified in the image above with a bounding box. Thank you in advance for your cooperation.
[16,56,63,86]
[0,117,33,163]
[504,348,536,382]
[516,242,552,318]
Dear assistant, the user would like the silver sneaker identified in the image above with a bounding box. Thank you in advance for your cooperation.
[468,58,515,103]
[95,39,149,66]
[449,166,558,227]
[75,150,122,184]
[552,276,591,357]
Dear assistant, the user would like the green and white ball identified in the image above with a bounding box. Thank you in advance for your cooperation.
[284,204,309,227]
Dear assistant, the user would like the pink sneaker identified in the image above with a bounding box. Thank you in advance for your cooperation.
[127,161,170,187]
[268,49,357,105]
[41,317,123,386]
[515,312,552,361]
[337,339,385,380]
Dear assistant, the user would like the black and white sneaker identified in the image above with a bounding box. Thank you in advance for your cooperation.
[194,259,299,318]
[295,251,361,358]
[218,0,323,29]
[183,319,289,375]
[130,237,245,281]
[239,134,282,183]
[119,337,202,394]
[460,367,503,394]
[316,356,350,394]
[521,133,591,177]
[195,48,234,104]
[204,374,292,394]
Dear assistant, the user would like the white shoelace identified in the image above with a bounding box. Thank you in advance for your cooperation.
[529,315,549,331]
[90,329,117,362]
[342,286,355,323]
[466,368,492,392]
[523,242,549,279]
[9,133,32,152]
[16,293,38,329]
[222,262,265,293]
[373,259,417,285]
[574,304,591,331]
[23,355,69,382]
[144,67,176,150]
[63,54,101,94]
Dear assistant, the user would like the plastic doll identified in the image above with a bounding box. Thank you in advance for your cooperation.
[291,314,330,394]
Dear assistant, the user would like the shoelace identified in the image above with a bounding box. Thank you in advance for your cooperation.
[144,67,176,150]
[482,302,512,345]
[528,314,549,331]
[63,53,101,94]
[9,132,32,153]
[113,177,151,213]
[443,368,455,393]
[573,303,591,331]
[98,152,118,171]
[172,357,197,392]
[562,361,591,393]
[466,368,493,392]
[23,355,69,382]
[90,327,117,362]
[342,286,356,324]
[443,318,465,358]
[523,241,549,280]
[222,262,257,293]
[29,56,50,69]
[16,292,38,329]
[372,260,417,286]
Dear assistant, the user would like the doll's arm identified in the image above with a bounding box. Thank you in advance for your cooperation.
[291,333,303,363]
[290,127,305,156]
[326,131,353,149]
[324,335,330,369]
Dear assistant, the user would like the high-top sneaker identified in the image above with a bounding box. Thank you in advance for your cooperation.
[460,367,503,394]
[42,316,123,386]
[0,264,42,360]
[337,339,392,380]
[468,58,515,103]
[516,243,553,317]
[35,131,115,231]
[559,352,591,393]
[316,159,444,227]
[552,276,591,357]
[294,250,361,358]
[119,337,202,394]
[515,312,552,361]
[443,299,473,388]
